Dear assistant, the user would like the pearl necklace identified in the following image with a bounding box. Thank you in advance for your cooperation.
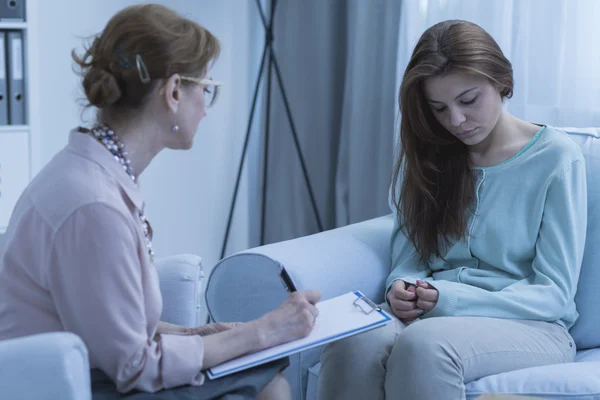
[88,124,155,262]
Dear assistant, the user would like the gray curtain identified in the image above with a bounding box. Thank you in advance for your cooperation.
[250,0,402,246]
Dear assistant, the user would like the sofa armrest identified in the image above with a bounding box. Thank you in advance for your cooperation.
[155,254,204,327]
[0,332,91,400]
[206,214,394,323]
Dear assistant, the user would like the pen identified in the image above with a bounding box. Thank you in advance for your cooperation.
[279,267,297,293]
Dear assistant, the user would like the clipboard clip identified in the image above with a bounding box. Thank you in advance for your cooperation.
[352,293,381,315]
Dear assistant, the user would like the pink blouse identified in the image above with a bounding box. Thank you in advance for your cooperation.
[0,130,206,393]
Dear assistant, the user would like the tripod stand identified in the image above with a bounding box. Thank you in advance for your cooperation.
[220,0,324,259]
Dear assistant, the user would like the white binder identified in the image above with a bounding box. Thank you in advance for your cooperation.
[0,32,9,125]
[7,30,24,125]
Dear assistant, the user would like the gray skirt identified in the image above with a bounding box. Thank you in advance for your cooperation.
[91,358,289,400]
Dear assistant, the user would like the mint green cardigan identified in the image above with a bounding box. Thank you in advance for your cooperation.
[386,126,587,329]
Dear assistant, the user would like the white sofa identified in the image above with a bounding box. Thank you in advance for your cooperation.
[205,127,600,400]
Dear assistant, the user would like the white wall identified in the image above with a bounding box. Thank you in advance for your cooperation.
[26,0,259,299]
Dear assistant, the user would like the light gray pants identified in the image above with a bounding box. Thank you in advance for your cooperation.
[317,305,575,400]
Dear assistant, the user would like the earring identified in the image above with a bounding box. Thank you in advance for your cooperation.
[171,124,179,133]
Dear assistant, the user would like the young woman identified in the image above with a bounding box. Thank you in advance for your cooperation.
[0,4,321,399]
[318,19,586,400]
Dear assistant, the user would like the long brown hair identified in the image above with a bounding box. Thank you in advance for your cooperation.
[391,20,513,262]
[72,4,220,119]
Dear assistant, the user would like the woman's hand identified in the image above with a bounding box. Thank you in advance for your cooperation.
[415,280,439,313]
[387,280,422,323]
[200,290,321,370]
[254,290,321,349]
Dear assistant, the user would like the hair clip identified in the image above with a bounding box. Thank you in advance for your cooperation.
[136,54,151,84]
[115,44,132,70]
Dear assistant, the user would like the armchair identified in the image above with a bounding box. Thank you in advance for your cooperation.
[0,254,205,400]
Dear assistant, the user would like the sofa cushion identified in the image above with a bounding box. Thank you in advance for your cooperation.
[306,359,600,400]
[560,127,600,350]
[465,360,600,400]
[575,348,600,362]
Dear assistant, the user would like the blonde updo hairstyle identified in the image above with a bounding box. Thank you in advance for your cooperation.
[72,4,220,121]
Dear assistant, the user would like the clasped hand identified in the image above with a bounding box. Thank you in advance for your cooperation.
[386,280,439,323]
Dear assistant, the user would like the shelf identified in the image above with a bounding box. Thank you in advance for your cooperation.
[0,125,29,133]
[0,22,26,30]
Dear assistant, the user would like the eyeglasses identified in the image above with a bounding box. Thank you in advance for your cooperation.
[180,76,222,108]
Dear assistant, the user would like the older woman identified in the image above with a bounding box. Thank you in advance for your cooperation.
[0,4,320,399]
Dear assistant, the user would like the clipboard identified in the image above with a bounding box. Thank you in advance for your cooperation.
[207,291,392,380]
